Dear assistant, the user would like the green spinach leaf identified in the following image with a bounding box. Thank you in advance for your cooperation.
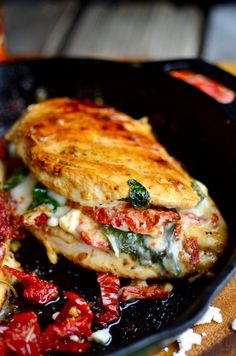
[102,225,164,266]
[29,184,59,212]
[162,222,180,276]
[128,179,151,208]
[3,167,29,191]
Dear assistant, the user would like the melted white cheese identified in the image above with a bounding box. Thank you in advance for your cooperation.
[59,209,82,236]
[47,190,67,206]
[89,329,112,345]
[24,205,70,227]
[69,335,80,342]
[15,173,193,276]
[10,174,37,214]
[47,216,59,227]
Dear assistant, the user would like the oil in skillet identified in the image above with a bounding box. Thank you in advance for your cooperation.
[10,235,206,355]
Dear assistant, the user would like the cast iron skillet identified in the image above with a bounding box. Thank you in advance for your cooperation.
[0,58,236,355]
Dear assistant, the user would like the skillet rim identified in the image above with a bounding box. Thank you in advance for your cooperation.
[0,56,235,355]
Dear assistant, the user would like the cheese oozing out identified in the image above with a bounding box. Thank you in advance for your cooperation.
[88,328,112,345]
[10,172,215,275]
[10,173,37,214]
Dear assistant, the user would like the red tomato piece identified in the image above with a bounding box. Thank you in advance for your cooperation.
[57,292,93,324]
[84,206,179,234]
[211,213,219,227]
[184,237,199,269]
[119,282,173,302]
[80,231,110,251]
[0,242,6,266]
[0,137,6,160]
[44,338,91,354]
[34,213,48,227]
[96,273,120,327]
[0,312,42,356]
[42,292,93,354]
[0,191,15,242]
[3,265,58,304]
[0,340,8,356]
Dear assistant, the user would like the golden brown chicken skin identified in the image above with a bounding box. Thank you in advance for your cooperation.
[6,98,199,210]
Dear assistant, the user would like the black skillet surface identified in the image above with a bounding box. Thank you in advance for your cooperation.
[0,58,236,355]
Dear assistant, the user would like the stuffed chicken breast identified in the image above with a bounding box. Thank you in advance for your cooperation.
[5,98,228,279]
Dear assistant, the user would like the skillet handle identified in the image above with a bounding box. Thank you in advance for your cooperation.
[216,63,236,121]
[164,59,236,122]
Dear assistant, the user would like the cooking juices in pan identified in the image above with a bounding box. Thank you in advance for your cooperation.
[7,236,209,355]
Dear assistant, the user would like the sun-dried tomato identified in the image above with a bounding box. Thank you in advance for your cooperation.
[85,205,179,234]
[42,292,93,353]
[34,213,48,227]
[57,292,93,324]
[0,312,42,356]
[0,339,8,356]
[0,191,15,242]
[96,273,120,327]
[0,242,6,266]
[67,200,80,209]
[211,213,219,227]
[80,231,110,251]
[44,337,91,354]
[184,212,202,222]
[3,265,58,304]
[119,282,173,302]
[0,292,94,355]
[0,138,6,160]
[183,237,199,269]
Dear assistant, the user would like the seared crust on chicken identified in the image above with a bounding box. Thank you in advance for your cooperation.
[6,98,200,209]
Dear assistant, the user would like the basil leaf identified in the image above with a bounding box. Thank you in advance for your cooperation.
[102,225,164,266]
[3,167,29,191]
[29,184,59,212]
[128,179,151,208]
